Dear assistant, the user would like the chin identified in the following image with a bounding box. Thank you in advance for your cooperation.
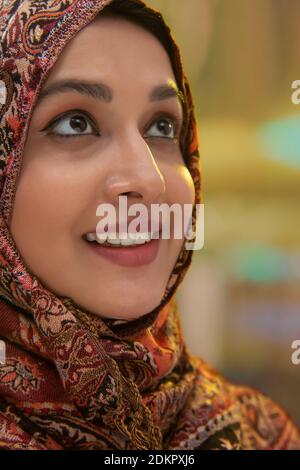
[82,287,166,321]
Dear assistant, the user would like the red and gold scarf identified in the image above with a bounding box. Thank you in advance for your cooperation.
[0,0,299,450]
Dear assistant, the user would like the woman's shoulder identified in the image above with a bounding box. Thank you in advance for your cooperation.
[189,355,300,450]
[229,382,300,450]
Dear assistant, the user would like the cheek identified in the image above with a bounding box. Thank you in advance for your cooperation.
[165,164,195,206]
[163,164,195,248]
[11,154,83,245]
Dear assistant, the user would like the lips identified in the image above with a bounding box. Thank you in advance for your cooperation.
[81,219,162,266]
[83,235,160,267]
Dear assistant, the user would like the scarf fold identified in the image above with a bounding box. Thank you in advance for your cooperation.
[0,293,199,449]
[0,0,299,450]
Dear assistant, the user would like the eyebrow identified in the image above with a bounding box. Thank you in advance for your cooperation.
[36,79,185,107]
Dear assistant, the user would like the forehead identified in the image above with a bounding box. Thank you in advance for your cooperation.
[47,15,175,84]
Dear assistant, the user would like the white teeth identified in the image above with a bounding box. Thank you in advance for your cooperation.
[106,234,120,245]
[119,234,134,246]
[128,233,151,244]
[85,232,156,246]
[85,233,96,242]
[95,232,108,244]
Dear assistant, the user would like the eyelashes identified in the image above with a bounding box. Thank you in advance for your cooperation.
[39,109,183,141]
[40,109,98,139]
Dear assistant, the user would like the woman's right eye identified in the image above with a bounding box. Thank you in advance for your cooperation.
[41,111,99,138]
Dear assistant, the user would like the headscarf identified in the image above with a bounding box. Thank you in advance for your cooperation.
[0,0,299,450]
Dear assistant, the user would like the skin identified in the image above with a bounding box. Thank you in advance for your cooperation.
[10,16,195,320]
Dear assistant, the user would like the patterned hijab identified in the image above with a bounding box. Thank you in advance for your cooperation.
[0,0,299,450]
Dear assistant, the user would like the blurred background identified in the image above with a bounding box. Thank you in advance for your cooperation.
[147,0,300,425]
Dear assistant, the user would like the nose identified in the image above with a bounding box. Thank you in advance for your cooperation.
[104,134,166,204]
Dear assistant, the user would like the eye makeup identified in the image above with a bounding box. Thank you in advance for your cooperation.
[39,107,183,141]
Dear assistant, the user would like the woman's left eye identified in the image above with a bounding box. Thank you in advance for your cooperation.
[146,116,179,140]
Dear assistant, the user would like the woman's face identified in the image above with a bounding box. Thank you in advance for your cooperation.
[10,16,195,320]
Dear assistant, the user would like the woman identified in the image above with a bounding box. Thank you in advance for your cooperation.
[0,0,299,450]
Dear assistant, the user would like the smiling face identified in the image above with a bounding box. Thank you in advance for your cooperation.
[10,15,195,320]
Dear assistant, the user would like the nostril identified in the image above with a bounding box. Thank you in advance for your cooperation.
[120,191,142,198]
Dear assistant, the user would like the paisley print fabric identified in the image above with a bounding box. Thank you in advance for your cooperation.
[0,0,299,450]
